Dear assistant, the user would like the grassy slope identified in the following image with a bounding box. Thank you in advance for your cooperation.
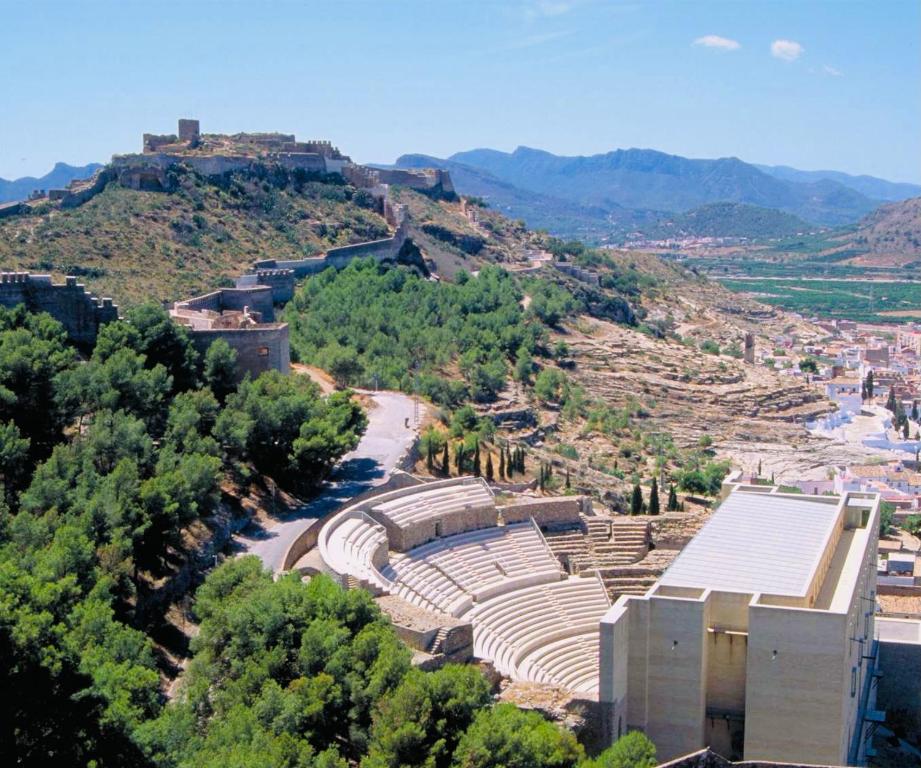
[0,171,392,306]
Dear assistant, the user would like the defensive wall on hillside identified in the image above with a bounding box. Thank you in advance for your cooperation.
[0,272,118,346]
[252,209,411,280]
[170,286,289,381]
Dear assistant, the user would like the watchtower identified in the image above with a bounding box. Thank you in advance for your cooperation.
[178,118,200,145]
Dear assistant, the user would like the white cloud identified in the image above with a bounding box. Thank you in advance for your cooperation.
[693,34,741,51]
[823,64,842,77]
[771,39,804,62]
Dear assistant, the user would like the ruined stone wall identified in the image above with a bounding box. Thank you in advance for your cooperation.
[254,256,330,280]
[499,497,586,526]
[186,324,290,383]
[177,119,200,143]
[176,286,275,323]
[235,269,296,304]
[0,272,118,347]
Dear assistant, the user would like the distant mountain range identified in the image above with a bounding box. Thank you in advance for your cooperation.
[754,164,921,203]
[0,162,103,203]
[395,146,918,241]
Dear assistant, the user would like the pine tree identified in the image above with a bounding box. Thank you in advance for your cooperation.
[485,452,494,482]
[473,442,481,477]
[499,446,506,480]
[630,483,644,515]
[649,476,660,516]
[441,443,450,476]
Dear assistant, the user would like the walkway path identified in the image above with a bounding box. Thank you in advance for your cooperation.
[235,390,421,573]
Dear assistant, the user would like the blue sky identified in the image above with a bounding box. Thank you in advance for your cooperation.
[2,0,919,182]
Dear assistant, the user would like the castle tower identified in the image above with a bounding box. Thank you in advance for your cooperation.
[178,118,200,145]
[743,331,755,364]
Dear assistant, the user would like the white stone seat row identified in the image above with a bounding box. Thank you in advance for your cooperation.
[372,485,495,526]
[467,577,609,693]
[382,524,561,607]
[320,513,390,589]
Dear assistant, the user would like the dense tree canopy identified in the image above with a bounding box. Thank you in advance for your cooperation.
[285,259,575,405]
[0,307,368,765]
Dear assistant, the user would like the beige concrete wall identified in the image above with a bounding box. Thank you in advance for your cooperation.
[599,599,631,743]
[646,595,708,761]
[745,606,847,765]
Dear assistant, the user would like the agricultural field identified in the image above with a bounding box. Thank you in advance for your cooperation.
[720,278,921,323]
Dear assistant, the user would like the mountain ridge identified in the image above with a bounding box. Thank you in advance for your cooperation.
[444,145,879,226]
[0,161,103,203]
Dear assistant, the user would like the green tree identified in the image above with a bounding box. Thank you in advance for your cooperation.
[581,732,656,768]
[485,453,495,482]
[534,369,567,404]
[451,703,583,768]
[648,476,660,516]
[499,445,506,479]
[630,483,644,515]
[473,442,481,477]
[203,338,238,403]
[363,665,492,768]
[441,443,450,476]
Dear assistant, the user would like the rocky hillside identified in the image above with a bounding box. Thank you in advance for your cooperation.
[845,196,921,265]
[0,168,394,304]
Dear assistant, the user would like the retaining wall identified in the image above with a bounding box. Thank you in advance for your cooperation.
[499,496,588,527]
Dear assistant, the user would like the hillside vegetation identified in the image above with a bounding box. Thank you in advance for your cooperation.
[0,167,392,304]
[639,202,816,240]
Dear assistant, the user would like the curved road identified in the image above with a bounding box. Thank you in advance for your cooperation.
[235,390,421,572]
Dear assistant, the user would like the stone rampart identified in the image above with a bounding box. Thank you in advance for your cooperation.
[185,324,290,383]
[176,286,275,322]
[235,269,296,304]
[499,497,587,527]
[0,272,118,347]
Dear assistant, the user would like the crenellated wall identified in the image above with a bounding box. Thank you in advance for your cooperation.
[0,272,118,346]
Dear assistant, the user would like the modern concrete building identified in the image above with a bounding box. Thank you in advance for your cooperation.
[599,482,881,766]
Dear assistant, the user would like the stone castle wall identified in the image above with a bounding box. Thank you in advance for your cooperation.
[176,286,275,323]
[185,324,290,383]
[0,272,118,346]
[235,269,296,304]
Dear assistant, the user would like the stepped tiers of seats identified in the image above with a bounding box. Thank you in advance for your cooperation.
[312,477,610,695]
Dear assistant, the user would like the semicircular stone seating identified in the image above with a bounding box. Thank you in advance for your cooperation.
[319,481,611,696]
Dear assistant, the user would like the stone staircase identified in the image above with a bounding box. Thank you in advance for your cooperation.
[543,515,650,575]
[428,626,450,654]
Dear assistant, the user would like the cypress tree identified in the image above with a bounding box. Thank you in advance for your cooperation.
[565,468,571,489]
[485,452,494,482]
[649,476,660,516]
[473,442,481,477]
[667,484,678,512]
[519,447,526,474]
[887,385,897,414]
[757,459,762,478]
[499,446,506,479]
[441,443,450,476]
[867,370,875,400]
[426,441,435,473]
[539,463,545,491]
[455,444,465,475]
[630,483,644,515]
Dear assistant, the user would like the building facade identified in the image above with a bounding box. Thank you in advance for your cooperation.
[599,483,881,766]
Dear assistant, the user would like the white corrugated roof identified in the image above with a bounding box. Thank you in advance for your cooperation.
[659,492,841,597]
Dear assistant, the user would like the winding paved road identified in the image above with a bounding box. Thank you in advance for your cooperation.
[235,390,421,572]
